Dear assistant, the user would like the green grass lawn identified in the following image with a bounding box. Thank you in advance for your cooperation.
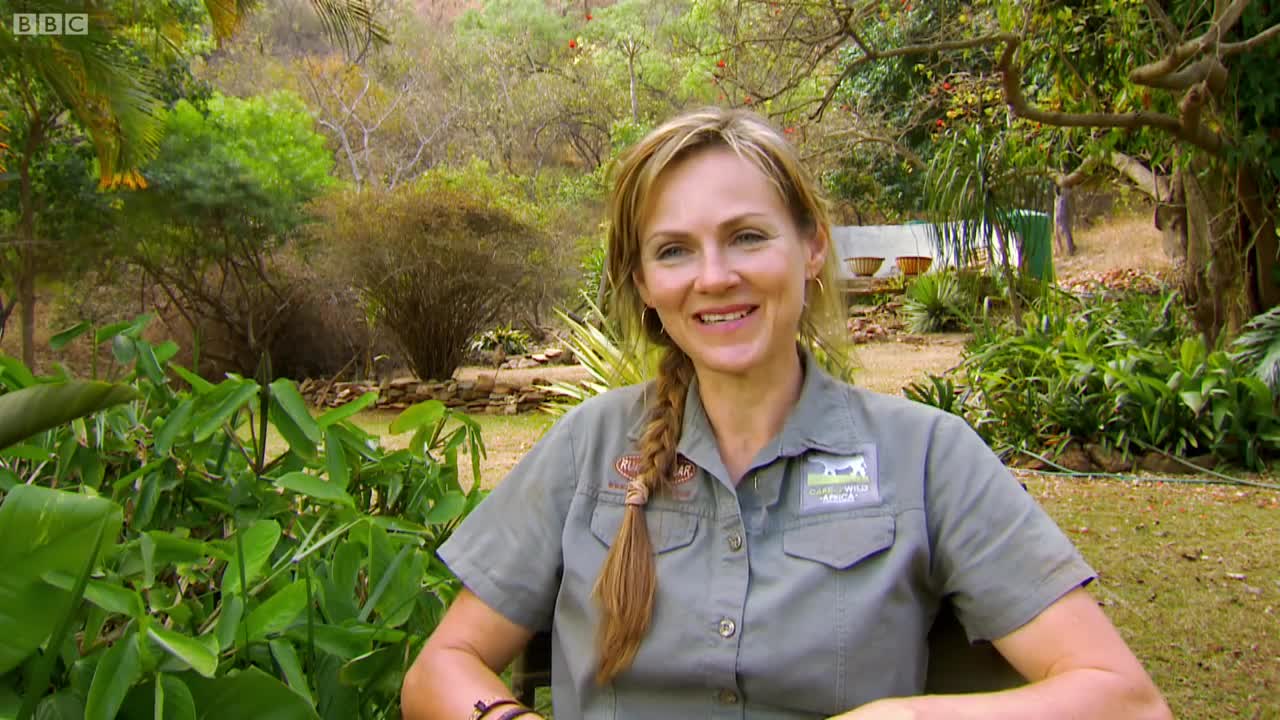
[1026,475,1279,718]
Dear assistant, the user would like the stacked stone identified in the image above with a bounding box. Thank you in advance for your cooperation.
[298,375,562,415]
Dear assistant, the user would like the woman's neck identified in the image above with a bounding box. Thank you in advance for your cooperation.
[694,349,805,485]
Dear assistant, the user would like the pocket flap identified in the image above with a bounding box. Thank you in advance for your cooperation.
[590,500,698,554]
[783,514,895,569]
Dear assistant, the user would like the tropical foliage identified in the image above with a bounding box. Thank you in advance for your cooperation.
[905,290,1280,469]
[0,320,484,719]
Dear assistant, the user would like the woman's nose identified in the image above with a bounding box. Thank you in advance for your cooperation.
[693,248,738,292]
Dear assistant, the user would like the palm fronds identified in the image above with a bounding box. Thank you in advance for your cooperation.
[1231,305,1280,394]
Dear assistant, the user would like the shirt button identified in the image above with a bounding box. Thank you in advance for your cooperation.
[718,618,736,638]
[717,689,739,705]
[727,532,744,552]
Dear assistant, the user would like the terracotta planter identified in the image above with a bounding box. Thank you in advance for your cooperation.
[844,256,885,277]
[895,255,933,276]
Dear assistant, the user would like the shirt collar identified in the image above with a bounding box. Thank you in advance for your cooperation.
[626,345,864,473]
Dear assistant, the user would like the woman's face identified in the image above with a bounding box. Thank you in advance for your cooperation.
[633,147,826,381]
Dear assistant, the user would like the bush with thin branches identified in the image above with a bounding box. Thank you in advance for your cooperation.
[311,183,552,380]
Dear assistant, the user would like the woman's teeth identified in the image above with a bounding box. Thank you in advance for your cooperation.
[700,309,751,324]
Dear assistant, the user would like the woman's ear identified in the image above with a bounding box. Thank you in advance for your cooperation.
[805,225,830,278]
[632,270,651,307]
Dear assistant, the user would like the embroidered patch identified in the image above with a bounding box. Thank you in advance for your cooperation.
[611,453,698,501]
[799,446,881,514]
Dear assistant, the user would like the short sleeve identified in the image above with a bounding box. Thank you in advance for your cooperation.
[925,413,1095,643]
[436,412,579,632]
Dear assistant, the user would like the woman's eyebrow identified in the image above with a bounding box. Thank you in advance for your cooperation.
[643,213,774,245]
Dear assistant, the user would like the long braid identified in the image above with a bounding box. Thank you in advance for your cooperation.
[593,349,694,684]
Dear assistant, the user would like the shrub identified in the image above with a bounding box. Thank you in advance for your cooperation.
[0,328,484,718]
[312,183,554,381]
[905,290,1280,469]
[469,323,533,356]
[903,272,965,333]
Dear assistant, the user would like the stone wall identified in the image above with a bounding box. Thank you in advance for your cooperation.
[299,373,573,415]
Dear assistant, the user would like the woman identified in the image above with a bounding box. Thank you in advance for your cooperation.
[401,108,1171,720]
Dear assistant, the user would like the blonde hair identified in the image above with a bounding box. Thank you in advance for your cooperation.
[593,107,846,684]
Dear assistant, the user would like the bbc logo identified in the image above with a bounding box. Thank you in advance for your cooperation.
[12,13,89,35]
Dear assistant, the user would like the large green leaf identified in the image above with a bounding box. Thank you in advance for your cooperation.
[41,573,144,619]
[220,520,281,596]
[273,472,354,507]
[0,486,122,674]
[191,380,258,443]
[324,428,350,491]
[388,400,445,435]
[0,381,139,451]
[269,379,320,441]
[85,634,142,720]
[244,582,307,642]
[32,691,83,720]
[315,391,378,428]
[49,322,91,351]
[146,625,217,679]
[268,639,313,704]
[185,667,320,720]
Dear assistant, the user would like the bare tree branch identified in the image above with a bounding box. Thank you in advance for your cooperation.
[998,38,1229,156]
[1144,0,1181,44]
[1129,0,1249,85]
[1136,55,1228,93]
[1222,22,1280,55]
[1109,150,1172,200]
[1056,155,1102,189]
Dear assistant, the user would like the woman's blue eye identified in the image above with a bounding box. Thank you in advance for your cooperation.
[656,245,687,260]
[735,231,768,244]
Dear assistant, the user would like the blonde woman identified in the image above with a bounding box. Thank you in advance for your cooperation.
[401,108,1170,720]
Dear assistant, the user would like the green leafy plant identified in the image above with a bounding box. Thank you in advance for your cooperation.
[904,290,1280,469]
[903,272,965,333]
[469,324,533,356]
[1231,305,1280,394]
[540,301,653,415]
[0,323,486,718]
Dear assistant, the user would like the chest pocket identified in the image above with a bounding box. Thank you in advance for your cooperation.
[590,498,699,553]
[782,513,895,568]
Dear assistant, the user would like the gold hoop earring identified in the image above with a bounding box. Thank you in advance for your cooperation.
[815,276,825,294]
[643,306,665,335]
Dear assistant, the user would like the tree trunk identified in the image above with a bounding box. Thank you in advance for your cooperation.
[1053,186,1076,256]
[1164,159,1259,346]
[17,261,35,370]
[16,121,40,370]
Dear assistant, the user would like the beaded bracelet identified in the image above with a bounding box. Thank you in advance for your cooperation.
[493,707,539,720]
[470,698,524,720]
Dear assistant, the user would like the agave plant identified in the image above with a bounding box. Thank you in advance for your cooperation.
[903,273,965,334]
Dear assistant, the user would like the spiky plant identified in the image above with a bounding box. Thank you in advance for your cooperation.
[1231,306,1280,394]
[904,272,965,333]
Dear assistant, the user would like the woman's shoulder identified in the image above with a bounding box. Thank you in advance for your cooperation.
[554,380,656,438]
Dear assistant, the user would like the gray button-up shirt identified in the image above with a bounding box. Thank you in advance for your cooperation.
[438,350,1094,719]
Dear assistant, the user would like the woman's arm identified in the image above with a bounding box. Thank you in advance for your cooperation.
[834,587,1171,720]
[402,589,541,720]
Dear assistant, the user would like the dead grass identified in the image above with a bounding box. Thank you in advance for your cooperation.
[1055,211,1173,284]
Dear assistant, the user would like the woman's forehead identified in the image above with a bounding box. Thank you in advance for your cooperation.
[638,148,788,231]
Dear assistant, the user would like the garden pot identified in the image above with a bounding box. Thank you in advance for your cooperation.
[896,255,933,276]
[844,256,885,277]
